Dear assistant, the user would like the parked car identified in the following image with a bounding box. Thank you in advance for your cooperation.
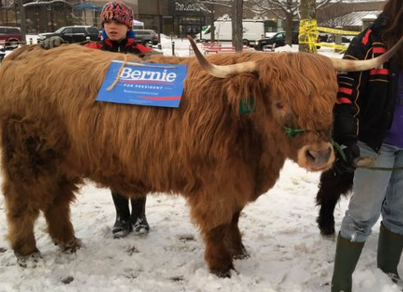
[0,26,22,50]
[318,33,333,43]
[264,32,278,39]
[254,31,299,51]
[318,33,354,44]
[342,35,354,43]
[0,48,6,63]
[133,29,159,46]
[38,26,100,44]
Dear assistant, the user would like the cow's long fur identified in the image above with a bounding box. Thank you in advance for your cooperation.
[0,44,338,276]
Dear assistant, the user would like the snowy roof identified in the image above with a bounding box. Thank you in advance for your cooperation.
[321,10,381,27]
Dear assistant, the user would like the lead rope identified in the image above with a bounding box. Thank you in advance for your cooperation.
[331,138,403,171]
[107,54,128,91]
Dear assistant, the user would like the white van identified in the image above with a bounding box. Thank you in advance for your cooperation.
[197,19,270,46]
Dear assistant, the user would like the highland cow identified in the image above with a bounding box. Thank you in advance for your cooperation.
[0,37,399,277]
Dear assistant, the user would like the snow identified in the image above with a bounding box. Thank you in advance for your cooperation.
[0,34,401,292]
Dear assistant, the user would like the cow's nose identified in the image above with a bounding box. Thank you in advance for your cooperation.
[306,145,333,169]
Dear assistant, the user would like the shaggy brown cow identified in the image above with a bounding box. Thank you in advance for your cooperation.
[0,37,399,277]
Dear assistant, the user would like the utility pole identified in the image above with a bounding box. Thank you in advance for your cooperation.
[18,0,27,44]
[232,0,243,52]
[209,3,215,42]
[157,0,161,49]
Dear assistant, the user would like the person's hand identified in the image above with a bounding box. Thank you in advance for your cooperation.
[333,143,360,175]
[40,36,66,49]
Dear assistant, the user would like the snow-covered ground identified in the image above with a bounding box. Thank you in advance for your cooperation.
[0,34,401,292]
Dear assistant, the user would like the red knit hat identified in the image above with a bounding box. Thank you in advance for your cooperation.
[100,1,134,28]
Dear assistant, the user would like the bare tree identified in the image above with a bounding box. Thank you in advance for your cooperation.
[19,0,27,42]
[250,0,298,45]
[318,1,357,28]
[192,0,344,48]
[1,0,27,40]
[193,0,245,47]
[299,0,316,53]
[249,0,335,45]
[1,0,14,7]
[232,0,243,51]
[194,0,233,42]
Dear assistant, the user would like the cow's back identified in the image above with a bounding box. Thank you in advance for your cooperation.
[0,46,250,194]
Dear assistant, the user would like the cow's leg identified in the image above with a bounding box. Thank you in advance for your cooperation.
[316,170,354,237]
[43,177,80,253]
[1,116,74,263]
[203,223,234,277]
[224,210,249,259]
[3,180,41,266]
[188,194,237,277]
[0,118,47,266]
[316,195,337,237]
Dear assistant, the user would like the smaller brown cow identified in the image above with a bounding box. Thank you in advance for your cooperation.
[0,36,401,277]
[316,169,353,236]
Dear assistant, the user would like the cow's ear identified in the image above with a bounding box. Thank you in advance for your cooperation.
[224,74,260,116]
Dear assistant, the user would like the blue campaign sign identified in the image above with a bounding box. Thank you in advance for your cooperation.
[96,60,187,108]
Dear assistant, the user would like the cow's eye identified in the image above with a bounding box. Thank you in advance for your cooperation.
[275,102,285,110]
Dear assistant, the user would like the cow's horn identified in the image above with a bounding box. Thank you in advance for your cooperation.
[187,35,257,78]
[330,35,403,72]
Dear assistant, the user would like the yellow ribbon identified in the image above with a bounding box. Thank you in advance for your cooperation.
[317,27,359,36]
[299,19,319,53]
[298,20,360,53]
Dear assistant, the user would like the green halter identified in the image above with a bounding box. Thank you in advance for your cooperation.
[283,126,305,138]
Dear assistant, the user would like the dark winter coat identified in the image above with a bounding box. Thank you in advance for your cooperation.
[84,30,152,57]
[333,13,400,152]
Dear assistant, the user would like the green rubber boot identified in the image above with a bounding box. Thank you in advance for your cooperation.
[331,233,365,292]
[377,222,403,283]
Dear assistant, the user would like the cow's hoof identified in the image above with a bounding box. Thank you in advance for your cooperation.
[319,226,336,238]
[317,217,336,238]
[212,269,232,278]
[320,232,336,241]
[232,244,249,260]
[233,252,250,260]
[57,238,82,253]
[16,251,42,268]
[210,264,235,278]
